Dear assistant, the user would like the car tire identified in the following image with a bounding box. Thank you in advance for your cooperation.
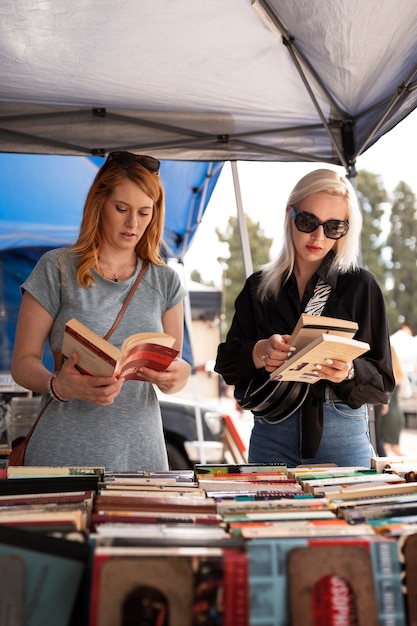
[166,442,190,470]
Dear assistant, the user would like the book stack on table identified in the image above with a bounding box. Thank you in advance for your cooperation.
[0,460,417,625]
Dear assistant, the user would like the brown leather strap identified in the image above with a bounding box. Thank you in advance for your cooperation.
[18,396,53,446]
[104,260,148,340]
[53,260,148,370]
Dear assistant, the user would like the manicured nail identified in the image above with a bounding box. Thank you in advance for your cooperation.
[325,359,333,365]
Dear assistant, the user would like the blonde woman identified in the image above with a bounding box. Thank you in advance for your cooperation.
[215,169,394,467]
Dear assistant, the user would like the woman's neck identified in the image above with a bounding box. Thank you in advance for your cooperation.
[98,252,138,282]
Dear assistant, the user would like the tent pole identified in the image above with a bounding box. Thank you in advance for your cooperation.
[178,263,207,464]
[231,161,253,278]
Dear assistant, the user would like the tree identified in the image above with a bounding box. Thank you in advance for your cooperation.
[386,181,417,333]
[190,268,215,287]
[356,170,389,287]
[216,215,273,337]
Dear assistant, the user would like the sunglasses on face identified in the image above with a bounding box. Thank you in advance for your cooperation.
[102,151,160,174]
[291,207,349,240]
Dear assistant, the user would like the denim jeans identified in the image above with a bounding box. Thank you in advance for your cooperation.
[248,396,375,467]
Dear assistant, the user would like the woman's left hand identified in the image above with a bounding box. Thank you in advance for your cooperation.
[137,357,192,394]
[314,359,353,383]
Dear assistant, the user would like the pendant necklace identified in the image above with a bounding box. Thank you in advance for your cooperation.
[99,257,137,282]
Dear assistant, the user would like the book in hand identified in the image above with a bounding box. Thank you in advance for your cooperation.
[62,317,179,379]
[269,332,370,383]
[290,314,359,351]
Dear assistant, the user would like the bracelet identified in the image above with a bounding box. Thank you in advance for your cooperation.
[345,365,356,380]
[48,374,69,402]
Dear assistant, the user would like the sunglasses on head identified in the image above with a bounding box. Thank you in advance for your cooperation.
[102,151,160,174]
[291,207,349,240]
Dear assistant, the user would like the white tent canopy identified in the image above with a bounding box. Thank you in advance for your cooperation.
[1,0,417,173]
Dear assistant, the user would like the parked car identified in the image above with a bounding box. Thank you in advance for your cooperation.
[0,372,226,469]
[159,394,226,469]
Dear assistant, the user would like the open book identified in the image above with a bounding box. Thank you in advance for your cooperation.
[268,315,369,383]
[62,318,179,381]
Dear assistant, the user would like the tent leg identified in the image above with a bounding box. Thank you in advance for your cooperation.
[231,161,253,279]
[179,264,207,464]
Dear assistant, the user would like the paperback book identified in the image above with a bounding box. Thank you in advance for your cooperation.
[62,317,179,379]
[289,314,359,350]
[269,333,370,383]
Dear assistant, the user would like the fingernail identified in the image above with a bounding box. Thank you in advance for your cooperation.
[315,364,322,370]
[326,359,333,365]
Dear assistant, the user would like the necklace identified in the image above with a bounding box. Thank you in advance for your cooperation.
[99,257,137,282]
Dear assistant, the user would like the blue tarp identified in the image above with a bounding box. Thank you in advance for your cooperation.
[0,154,223,370]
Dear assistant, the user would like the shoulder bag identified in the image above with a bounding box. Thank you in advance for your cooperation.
[7,261,148,466]
[237,279,332,424]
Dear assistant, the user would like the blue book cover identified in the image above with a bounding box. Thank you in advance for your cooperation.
[0,526,90,626]
[247,536,406,626]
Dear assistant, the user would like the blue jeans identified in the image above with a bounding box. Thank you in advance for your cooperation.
[248,396,375,467]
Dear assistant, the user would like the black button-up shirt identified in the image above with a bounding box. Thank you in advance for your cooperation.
[215,253,394,455]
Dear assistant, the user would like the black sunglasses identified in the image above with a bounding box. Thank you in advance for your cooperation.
[102,151,160,173]
[291,208,349,240]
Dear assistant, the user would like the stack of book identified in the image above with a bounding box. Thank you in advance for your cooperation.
[0,465,104,626]
[89,469,248,626]
[1,460,416,625]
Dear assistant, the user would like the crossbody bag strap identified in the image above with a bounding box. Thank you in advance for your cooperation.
[103,260,148,340]
[53,260,148,370]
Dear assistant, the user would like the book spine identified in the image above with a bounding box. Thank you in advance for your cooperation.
[370,540,406,625]
[88,552,111,626]
[223,549,249,626]
[65,326,117,367]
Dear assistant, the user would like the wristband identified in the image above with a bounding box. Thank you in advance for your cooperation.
[48,374,69,402]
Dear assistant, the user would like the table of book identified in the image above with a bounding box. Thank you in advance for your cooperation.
[0,456,416,626]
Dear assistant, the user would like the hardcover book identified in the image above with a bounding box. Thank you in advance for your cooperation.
[248,536,406,626]
[62,317,179,379]
[88,545,248,626]
[0,525,90,626]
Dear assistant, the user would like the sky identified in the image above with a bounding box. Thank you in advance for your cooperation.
[183,109,417,288]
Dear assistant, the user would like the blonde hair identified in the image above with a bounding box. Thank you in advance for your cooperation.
[258,169,362,301]
[71,160,165,287]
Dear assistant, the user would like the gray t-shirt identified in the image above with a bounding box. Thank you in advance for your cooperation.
[21,248,187,471]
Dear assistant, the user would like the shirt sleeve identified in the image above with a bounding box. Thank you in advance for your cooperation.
[332,268,395,407]
[20,249,64,319]
[214,274,263,387]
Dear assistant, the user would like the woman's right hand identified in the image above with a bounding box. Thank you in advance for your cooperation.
[54,352,124,406]
[253,334,295,371]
